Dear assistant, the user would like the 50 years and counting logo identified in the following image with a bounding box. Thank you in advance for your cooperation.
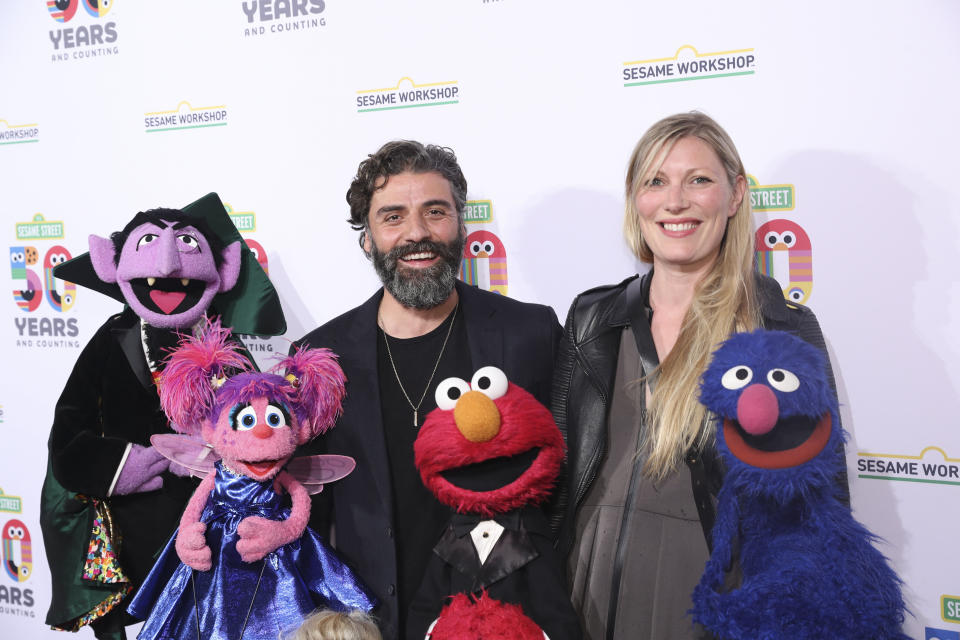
[458,200,507,296]
[223,203,275,356]
[47,0,119,62]
[749,174,813,305]
[241,0,326,36]
[10,214,80,348]
[0,514,35,617]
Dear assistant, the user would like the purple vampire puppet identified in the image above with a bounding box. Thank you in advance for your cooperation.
[39,193,285,640]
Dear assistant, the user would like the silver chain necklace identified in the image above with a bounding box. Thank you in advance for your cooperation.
[380,304,458,427]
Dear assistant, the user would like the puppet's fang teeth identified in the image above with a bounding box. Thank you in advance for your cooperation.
[181,278,189,286]
[147,277,156,286]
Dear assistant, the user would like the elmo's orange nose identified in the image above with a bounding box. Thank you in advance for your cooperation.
[453,390,501,443]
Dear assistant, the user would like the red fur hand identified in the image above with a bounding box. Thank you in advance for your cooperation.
[236,516,294,562]
[176,521,211,571]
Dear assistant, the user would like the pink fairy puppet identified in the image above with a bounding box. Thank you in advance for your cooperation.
[127,319,375,640]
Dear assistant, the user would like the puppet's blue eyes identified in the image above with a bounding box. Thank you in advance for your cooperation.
[235,406,258,431]
[265,405,286,429]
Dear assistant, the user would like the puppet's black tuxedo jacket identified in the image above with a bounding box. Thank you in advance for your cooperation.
[295,281,561,640]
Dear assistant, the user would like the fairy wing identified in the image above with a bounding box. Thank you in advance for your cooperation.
[286,455,356,495]
[150,433,220,478]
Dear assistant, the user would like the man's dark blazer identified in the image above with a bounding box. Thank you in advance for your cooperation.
[295,280,562,640]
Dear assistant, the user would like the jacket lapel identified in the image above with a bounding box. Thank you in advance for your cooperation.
[457,281,504,371]
[112,310,154,390]
[342,289,395,520]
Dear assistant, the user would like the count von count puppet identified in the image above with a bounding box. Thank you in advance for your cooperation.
[40,194,285,640]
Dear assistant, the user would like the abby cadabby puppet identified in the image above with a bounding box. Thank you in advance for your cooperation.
[127,320,374,640]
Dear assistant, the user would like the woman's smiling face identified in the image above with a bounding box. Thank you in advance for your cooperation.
[633,136,746,274]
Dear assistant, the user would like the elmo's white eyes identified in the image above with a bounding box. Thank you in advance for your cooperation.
[435,377,471,411]
[470,366,508,400]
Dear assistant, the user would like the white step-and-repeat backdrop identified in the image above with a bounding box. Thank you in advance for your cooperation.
[2,2,958,638]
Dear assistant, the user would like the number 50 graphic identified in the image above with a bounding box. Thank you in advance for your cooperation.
[11,245,76,312]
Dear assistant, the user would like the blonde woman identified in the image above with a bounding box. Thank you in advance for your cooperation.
[551,112,843,639]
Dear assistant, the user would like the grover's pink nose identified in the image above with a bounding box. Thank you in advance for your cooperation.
[736,384,779,435]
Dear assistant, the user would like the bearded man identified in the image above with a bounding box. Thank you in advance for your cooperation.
[294,140,562,640]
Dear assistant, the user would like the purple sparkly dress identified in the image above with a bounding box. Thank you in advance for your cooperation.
[128,461,375,640]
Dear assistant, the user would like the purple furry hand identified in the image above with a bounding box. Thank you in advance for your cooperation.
[236,516,292,563]
[113,444,170,495]
[176,521,212,571]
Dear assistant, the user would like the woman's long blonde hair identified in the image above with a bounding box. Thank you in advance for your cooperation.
[623,112,760,479]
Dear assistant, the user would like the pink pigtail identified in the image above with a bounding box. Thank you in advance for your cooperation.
[274,347,346,440]
[159,318,254,435]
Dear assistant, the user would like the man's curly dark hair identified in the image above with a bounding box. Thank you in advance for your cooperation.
[346,140,468,231]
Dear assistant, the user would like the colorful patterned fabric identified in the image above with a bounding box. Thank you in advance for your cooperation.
[81,497,128,584]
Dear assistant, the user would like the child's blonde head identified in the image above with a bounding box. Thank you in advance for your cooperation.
[286,609,382,640]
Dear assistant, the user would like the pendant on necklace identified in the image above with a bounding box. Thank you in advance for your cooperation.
[413,410,418,427]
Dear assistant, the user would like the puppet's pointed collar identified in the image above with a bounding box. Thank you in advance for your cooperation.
[53,193,286,336]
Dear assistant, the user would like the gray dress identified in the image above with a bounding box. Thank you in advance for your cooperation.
[568,328,709,640]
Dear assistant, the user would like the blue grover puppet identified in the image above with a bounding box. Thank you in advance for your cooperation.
[692,330,908,640]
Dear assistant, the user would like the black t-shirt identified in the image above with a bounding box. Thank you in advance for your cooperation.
[376,306,472,632]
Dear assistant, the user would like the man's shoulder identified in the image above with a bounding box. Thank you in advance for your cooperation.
[458,282,555,321]
[294,290,382,347]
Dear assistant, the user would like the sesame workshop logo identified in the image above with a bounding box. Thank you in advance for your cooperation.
[11,214,80,348]
[356,77,460,113]
[623,44,756,87]
[755,219,812,305]
[144,101,228,134]
[0,518,34,617]
[0,120,40,147]
[47,0,118,62]
[857,446,960,486]
[241,0,326,36]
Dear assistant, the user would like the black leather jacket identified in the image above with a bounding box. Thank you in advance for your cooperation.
[550,271,842,555]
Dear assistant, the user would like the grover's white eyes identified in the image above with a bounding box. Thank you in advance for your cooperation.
[470,366,508,400]
[435,377,471,411]
[721,366,753,390]
[767,368,800,392]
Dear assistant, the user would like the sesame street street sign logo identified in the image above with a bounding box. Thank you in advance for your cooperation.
[464,200,493,224]
[0,491,21,514]
[748,175,795,212]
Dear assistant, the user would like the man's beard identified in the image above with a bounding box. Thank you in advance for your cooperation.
[369,230,465,310]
